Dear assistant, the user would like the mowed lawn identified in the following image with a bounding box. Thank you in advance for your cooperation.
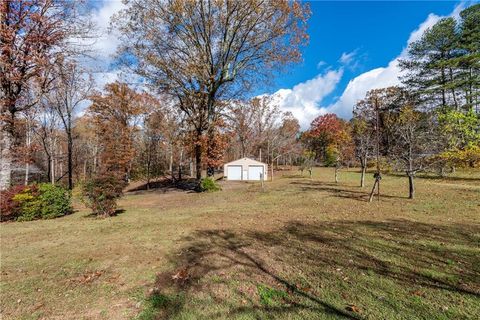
[1,168,479,320]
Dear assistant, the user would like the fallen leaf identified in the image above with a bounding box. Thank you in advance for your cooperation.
[346,304,361,313]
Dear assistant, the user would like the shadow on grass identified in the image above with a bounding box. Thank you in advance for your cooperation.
[83,208,126,218]
[289,181,406,201]
[127,178,200,194]
[385,172,480,182]
[139,220,480,319]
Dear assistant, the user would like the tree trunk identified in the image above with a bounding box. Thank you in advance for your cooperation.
[206,127,215,177]
[24,162,30,186]
[449,68,458,110]
[360,162,366,188]
[178,147,183,180]
[67,131,73,190]
[195,143,202,180]
[0,115,14,190]
[334,165,339,183]
[83,160,87,181]
[169,143,173,174]
[24,122,31,186]
[46,154,52,183]
[51,150,55,185]
[93,145,97,174]
[146,156,151,190]
[408,174,415,199]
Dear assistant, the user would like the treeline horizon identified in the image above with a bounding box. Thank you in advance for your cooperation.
[1,1,478,211]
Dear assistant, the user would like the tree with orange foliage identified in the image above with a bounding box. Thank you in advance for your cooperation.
[83,82,145,217]
[204,120,231,176]
[305,113,354,183]
[89,82,145,180]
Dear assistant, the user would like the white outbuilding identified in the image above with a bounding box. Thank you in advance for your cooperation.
[223,157,268,181]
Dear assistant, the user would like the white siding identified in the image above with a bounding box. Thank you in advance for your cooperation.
[224,158,267,181]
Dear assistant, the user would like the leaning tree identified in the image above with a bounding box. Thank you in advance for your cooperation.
[114,0,310,179]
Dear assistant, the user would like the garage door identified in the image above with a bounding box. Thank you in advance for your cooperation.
[248,165,264,181]
[227,165,242,180]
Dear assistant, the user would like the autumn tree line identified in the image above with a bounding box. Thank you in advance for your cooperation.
[1,1,478,218]
[1,0,309,217]
[302,4,480,199]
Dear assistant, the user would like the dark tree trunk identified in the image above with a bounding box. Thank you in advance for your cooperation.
[178,147,183,181]
[206,126,215,177]
[146,158,151,190]
[408,174,415,199]
[195,143,202,180]
[67,131,73,190]
[46,155,52,183]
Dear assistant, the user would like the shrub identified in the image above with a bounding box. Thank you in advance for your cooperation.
[200,177,221,192]
[0,185,34,221]
[82,175,125,216]
[0,184,72,222]
[38,184,72,219]
[13,186,42,221]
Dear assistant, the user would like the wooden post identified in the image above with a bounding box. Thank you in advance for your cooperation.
[260,172,264,191]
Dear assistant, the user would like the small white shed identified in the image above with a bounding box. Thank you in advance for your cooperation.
[223,157,268,181]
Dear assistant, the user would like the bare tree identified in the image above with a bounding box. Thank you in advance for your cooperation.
[34,102,60,184]
[352,96,376,187]
[386,104,436,199]
[48,61,93,189]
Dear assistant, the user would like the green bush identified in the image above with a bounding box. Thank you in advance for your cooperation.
[12,186,42,221]
[82,175,125,216]
[324,145,338,167]
[8,184,72,222]
[200,177,221,192]
[38,184,72,219]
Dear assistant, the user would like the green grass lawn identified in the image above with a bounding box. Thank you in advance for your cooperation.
[1,167,479,319]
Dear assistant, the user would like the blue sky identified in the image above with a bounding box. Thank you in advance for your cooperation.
[85,1,478,128]
[274,1,462,103]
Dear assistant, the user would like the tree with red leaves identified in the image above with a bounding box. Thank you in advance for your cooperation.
[304,113,353,182]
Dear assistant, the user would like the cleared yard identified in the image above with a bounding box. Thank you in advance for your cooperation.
[1,168,479,319]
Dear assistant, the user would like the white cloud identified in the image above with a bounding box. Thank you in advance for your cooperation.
[88,0,125,60]
[316,60,327,69]
[327,60,402,118]
[75,1,126,88]
[339,50,357,65]
[270,69,343,129]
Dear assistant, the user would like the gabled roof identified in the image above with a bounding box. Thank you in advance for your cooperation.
[224,157,267,166]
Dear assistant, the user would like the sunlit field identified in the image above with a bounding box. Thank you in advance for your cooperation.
[1,167,479,320]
